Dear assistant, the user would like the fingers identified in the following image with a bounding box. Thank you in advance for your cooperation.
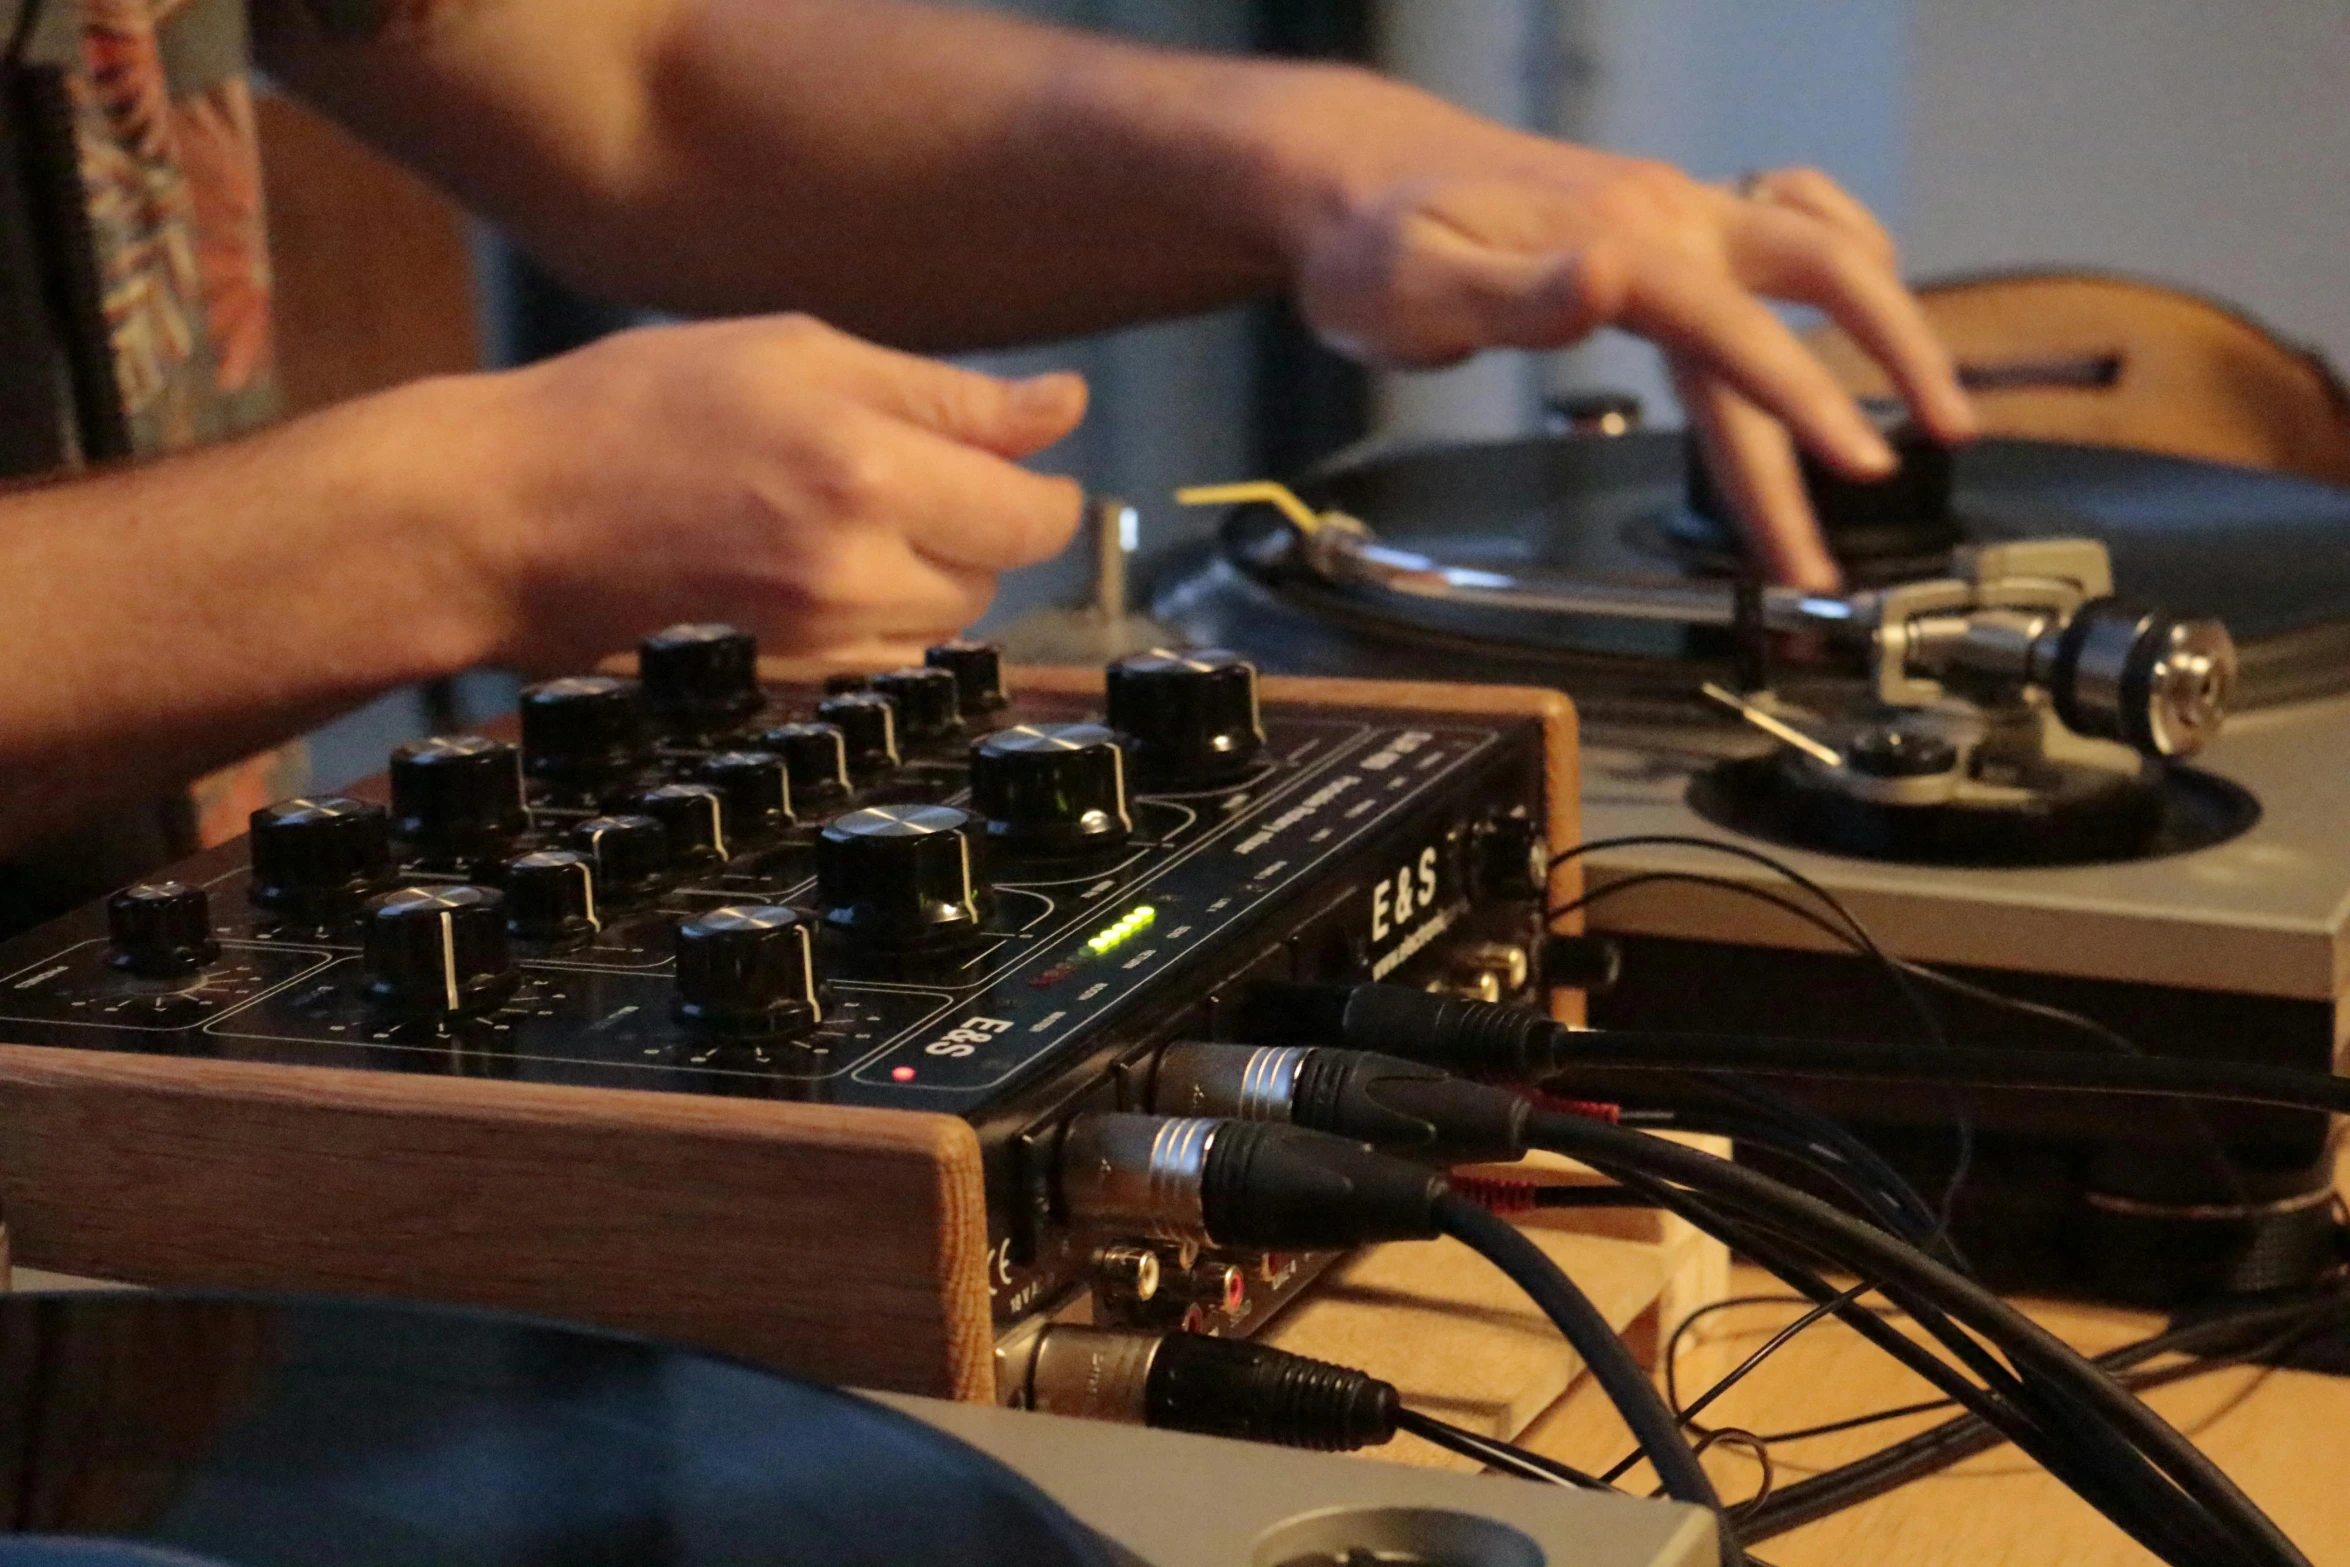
[767,316,1089,459]
[1674,361,1841,592]
[1746,167,1896,268]
[1619,248,1896,479]
[1723,201,1975,444]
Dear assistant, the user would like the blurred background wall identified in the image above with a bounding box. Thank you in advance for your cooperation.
[281,0,2350,784]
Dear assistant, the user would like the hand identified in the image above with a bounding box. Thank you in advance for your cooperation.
[1267,71,1972,589]
[446,314,1087,669]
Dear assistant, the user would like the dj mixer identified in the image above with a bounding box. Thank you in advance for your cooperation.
[0,629,1574,1393]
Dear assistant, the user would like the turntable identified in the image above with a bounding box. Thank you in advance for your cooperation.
[1120,430,2350,1301]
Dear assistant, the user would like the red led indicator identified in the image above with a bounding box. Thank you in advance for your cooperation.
[891,1065,917,1082]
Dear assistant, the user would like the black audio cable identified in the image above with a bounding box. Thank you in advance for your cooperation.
[1150,1033,2307,1566]
[1555,864,2254,1208]
[1149,1041,1943,1254]
[1527,1113,2308,1567]
[1050,1112,1732,1541]
[1734,1280,2350,1541]
[1147,1040,2240,1561]
[1627,1175,2266,1567]
[1008,1322,1621,1490]
[1245,980,2350,1120]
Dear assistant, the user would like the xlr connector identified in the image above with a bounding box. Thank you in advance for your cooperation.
[1055,1112,1447,1250]
[1011,1325,1400,1452]
[1151,1041,1531,1163]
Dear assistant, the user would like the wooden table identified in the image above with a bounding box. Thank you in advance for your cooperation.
[1518,1263,2350,1566]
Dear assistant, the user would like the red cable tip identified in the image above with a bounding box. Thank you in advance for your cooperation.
[1527,1089,1621,1124]
[1449,1173,1541,1215]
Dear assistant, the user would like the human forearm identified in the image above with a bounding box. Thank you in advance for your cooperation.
[260,0,1331,344]
[0,315,1086,857]
[0,381,505,853]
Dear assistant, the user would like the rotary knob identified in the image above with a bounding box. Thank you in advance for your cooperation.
[969,723,1132,858]
[361,884,518,1014]
[926,639,1007,715]
[106,881,219,978]
[520,676,646,801]
[390,735,526,866]
[815,692,900,774]
[503,849,601,947]
[674,904,823,1038]
[817,803,985,951]
[698,750,794,840]
[871,666,963,744]
[249,797,391,923]
[757,722,853,808]
[1104,648,1264,786]
[640,622,762,736]
[632,781,731,868]
[569,813,670,905]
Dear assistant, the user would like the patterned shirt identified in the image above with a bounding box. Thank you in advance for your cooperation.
[0,0,403,931]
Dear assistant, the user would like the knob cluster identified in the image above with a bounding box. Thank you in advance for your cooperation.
[674,905,821,1038]
[390,736,525,866]
[817,803,985,952]
[361,884,517,1014]
[970,722,1131,858]
[107,881,218,978]
[640,623,762,736]
[1105,648,1263,785]
[249,797,391,922]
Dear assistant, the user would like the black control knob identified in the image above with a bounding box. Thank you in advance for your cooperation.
[249,796,391,922]
[674,904,823,1038]
[520,676,646,800]
[969,722,1132,857]
[699,750,794,839]
[503,849,601,947]
[817,803,985,950]
[926,639,1007,715]
[871,666,963,744]
[361,884,518,1014]
[640,622,762,735]
[815,692,900,774]
[390,735,526,865]
[569,813,670,904]
[1104,648,1264,785]
[106,881,218,978]
[632,782,731,867]
[758,722,853,807]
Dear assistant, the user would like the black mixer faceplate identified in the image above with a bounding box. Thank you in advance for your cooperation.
[0,713,1510,1111]
[0,1292,1116,1567]
[1150,432,2350,708]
